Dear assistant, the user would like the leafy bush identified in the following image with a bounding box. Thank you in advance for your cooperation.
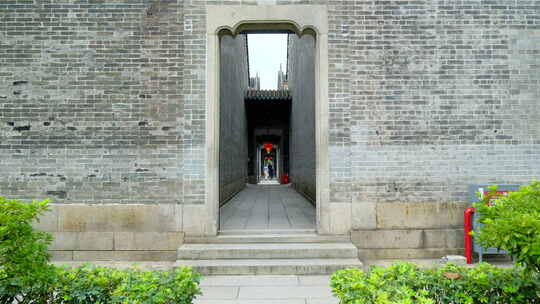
[111,267,201,304]
[473,180,540,273]
[53,265,201,304]
[0,197,55,303]
[331,262,433,304]
[2,264,201,304]
[52,265,123,304]
[0,197,202,303]
[331,262,540,304]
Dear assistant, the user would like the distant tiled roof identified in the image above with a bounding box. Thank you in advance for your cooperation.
[245,89,291,101]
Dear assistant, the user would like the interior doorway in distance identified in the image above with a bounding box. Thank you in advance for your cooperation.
[258,142,279,184]
[246,94,291,186]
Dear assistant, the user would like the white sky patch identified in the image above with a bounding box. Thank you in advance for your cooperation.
[247,33,288,90]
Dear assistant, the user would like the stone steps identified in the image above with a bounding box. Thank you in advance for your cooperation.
[177,234,362,274]
[177,243,358,260]
[175,258,363,275]
[218,229,317,235]
[185,233,350,244]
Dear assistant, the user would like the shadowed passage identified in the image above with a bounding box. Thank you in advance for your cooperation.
[220,184,315,231]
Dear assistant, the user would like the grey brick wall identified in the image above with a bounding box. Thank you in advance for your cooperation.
[346,1,540,204]
[0,0,184,204]
[219,33,248,204]
[1,0,539,213]
[180,0,206,205]
[288,33,316,201]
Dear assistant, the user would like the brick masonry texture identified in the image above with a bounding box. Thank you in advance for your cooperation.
[1,0,539,211]
[344,0,540,204]
[219,33,248,204]
[288,33,317,201]
[0,0,184,204]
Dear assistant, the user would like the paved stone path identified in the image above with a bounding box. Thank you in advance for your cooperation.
[195,275,338,304]
[53,259,514,304]
[220,185,316,230]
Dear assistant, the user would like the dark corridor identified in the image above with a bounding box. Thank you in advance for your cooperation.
[245,91,291,184]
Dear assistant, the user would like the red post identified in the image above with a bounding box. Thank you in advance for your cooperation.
[464,207,475,264]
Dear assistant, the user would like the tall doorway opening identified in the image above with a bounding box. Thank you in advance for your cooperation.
[217,28,317,232]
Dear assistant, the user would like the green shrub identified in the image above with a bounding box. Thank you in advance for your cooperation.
[331,262,433,304]
[52,265,201,304]
[52,265,124,304]
[111,266,201,304]
[331,262,540,304]
[0,196,202,303]
[473,180,540,273]
[0,197,55,303]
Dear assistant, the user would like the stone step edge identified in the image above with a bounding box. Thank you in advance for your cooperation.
[218,229,317,235]
[177,244,358,259]
[175,258,363,267]
[185,234,351,244]
[178,243,358,250]
[175,259,363,275]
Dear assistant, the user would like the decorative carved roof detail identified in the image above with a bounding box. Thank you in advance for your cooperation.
[245,89,291,101]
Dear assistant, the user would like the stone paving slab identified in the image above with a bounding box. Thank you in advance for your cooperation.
[297,275,332,286]
[195,275,338,304]
[197,286,239,299]
[238,286,334,299]
[201,275,299,286]
[306,299,339,304]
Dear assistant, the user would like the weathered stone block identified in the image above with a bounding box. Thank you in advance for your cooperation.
[114,232,184,250]
[113,251,179,261]
[49,251,74,261]
[173,204,183,232]
[77,232,114,250]
[376,202,468,229]
[57,205,110,232]
[108,204,178,232]
[58,204,179,232]
[50,232,78,250]
[182,205,216,236]
[328,203,352,234]
[352,230,423,249]
[358,248,463,260]
[32,204,58,232]
[72,251,177,261]
[423,229,464,249]
[351,202,376,230]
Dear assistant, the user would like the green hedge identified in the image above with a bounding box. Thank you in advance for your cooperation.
[1,264,201,304]
[0,196,201,303]
[331,262,540,304]
[0,197,56,303]
[474,180,540,273]
[55,265,200,304]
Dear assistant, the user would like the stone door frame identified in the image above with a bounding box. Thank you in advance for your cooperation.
[204,5,332,235]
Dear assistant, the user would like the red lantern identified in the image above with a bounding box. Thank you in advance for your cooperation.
[263,143,273,154]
